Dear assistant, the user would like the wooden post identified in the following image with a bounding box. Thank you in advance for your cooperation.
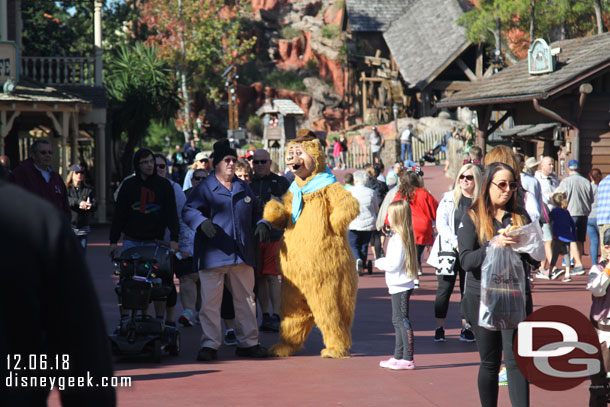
[361,72,367,121]
[475,105,492,156]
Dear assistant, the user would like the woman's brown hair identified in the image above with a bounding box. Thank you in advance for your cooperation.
[469,162,527,245]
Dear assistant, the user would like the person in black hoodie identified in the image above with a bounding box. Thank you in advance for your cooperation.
[0,180,115,407]
[108,149,179,258]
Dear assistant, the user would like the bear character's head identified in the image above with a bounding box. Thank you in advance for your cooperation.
[285,129,326,187]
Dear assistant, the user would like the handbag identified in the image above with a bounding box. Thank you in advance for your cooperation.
[435,238,457,276]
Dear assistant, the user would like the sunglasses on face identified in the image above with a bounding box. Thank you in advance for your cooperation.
[253,160,268,165]
[157,164,166,169]
[491,181,519,191]
[39,150,52,155]
[459,174,474,181]
[223,158,237,164]
[199,159,208,163]
[193,176,205,181]
[75,171,85,175]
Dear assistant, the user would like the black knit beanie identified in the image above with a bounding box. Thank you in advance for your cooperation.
[212,139,237,167]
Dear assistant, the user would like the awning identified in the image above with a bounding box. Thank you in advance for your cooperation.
[490,123,559,142]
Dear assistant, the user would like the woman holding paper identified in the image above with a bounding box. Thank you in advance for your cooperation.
[457,162,533,407]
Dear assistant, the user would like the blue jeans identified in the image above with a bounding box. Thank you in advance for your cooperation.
[588,217,600,264]
[348,230,372,265]
[121,239,157,254]
[77,235,88,254]
[401,143,413,162]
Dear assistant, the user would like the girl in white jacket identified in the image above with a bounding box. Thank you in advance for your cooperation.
[375,200,419,370]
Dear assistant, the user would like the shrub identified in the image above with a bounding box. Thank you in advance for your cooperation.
[246,115,263,137]
[322,24,340,39]
[281,25,301,40]
[265,70,306,92]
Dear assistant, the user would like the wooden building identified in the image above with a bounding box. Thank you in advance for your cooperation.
[343,0,488,119]
[256,99,304,149]
[0,0,108,220]
[438,33,610,175]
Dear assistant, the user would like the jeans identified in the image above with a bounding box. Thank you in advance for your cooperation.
[348,230,372,265]
[588,217,600,265]
[77,234,88,254]
[391,290,414,360]
[400,143,413,162]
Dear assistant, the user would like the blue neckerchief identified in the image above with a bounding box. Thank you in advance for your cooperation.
[289,167,336,223]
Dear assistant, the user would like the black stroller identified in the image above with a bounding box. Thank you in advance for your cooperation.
[419,141,443,166]
[109,242,180,362]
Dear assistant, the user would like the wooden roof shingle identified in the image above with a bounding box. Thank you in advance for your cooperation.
[439,32,610,107]
[383,0,469,89]
[345,0,415,32]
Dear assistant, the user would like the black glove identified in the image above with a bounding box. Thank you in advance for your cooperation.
[254,223,271,243]
[199,219,217,239]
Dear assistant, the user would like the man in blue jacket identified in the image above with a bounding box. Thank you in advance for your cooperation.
[183,139,268,361]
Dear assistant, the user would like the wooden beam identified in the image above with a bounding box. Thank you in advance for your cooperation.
[0,103,88,113]
[456,58,478,82]
[476,45,483,78]
[486,112,511,134]
[430,80,471,92]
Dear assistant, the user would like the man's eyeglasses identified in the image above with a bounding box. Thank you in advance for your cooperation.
[253,160,268,165]
[38,150,52,155]
[223,158,237,164]
[157,164,167,169]
[491,181,519,191]
[459,174,474,181]
[192,176,205,181]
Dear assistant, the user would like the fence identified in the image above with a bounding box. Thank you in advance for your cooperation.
[236,130,448,172]
[22,56,96,86]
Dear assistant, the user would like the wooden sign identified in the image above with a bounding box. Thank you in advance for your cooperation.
[0,41,19,85]
[528,39,554,75]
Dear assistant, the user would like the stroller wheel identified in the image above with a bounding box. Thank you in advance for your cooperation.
[151,339,162,363]
[419,159,425,167]
[168,331,180,356]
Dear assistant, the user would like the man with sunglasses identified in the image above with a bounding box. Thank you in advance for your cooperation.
[9,139,70,219]
[250,149,290,331]
[183,139,267,361]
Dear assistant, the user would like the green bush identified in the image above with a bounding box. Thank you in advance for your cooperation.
[322,24,340,39]
[265,70,306,92]
[305,57,318,71]
[281,25,301,40]
[246,115,263,137]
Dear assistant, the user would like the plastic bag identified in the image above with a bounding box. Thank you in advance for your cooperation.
[504,221,545,262]
[479,236,526,331]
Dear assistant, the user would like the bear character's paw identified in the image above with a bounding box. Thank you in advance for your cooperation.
[269,342,302,357]
[321,347,351,359]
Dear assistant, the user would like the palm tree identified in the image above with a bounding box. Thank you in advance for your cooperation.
[106,42,179,179]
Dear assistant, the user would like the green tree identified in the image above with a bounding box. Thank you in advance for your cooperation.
[139,0,257,141]
[105,43,180,178]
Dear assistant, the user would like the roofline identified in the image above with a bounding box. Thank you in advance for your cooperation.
[436,93,544,108]
[437,54,610,108]
[412,41,472,90]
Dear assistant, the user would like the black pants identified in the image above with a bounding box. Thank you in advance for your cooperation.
[369,230,383,259]
[416,244,426,269]
[391,290,414,361]
[550,238,570,270]
[462,290,530,407]
[434,263,466,320]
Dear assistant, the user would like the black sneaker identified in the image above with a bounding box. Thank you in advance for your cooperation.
[224,329,237,346]
[270,314,281,332]
[260,313,274,332]
[434,327,445,342]
[235,344,269,358]
[460,328,476,342]
[196,347,218,361]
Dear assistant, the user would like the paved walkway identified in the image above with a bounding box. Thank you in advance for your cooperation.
[49,166,593,406]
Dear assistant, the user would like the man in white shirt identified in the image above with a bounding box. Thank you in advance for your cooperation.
[399,123,422,164]
[535,156,559,275]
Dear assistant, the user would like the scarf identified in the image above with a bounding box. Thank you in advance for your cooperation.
[289,167,336,223]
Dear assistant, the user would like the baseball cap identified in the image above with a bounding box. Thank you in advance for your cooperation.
[525,157,540,169]
[195,152,209,162]
[568,159,579,170]
[69,164,84,172]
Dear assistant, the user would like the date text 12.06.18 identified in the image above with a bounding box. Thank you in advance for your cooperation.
[6,354,70,371]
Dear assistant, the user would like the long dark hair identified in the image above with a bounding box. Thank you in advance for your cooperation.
[469,162,526,244]
[398,171,421,201]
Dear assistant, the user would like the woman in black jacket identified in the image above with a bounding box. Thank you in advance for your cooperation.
[66,164,96,252]
[457,162,532,407]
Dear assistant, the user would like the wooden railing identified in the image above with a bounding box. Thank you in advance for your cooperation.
[21,56,96,86]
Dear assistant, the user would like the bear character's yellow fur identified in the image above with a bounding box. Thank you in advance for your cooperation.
[263,130,360,358]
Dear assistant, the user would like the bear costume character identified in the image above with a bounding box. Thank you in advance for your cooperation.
[262,130,360,358]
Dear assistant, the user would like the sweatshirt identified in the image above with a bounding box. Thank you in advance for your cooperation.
[109,174,179,243]
[374,233,415,294]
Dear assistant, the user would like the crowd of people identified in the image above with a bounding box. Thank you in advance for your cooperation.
[2,132,609,407]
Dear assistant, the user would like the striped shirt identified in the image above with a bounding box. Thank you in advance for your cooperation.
[596,175,610,225]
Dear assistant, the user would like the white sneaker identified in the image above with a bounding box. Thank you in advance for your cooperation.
[536,270,550,280]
